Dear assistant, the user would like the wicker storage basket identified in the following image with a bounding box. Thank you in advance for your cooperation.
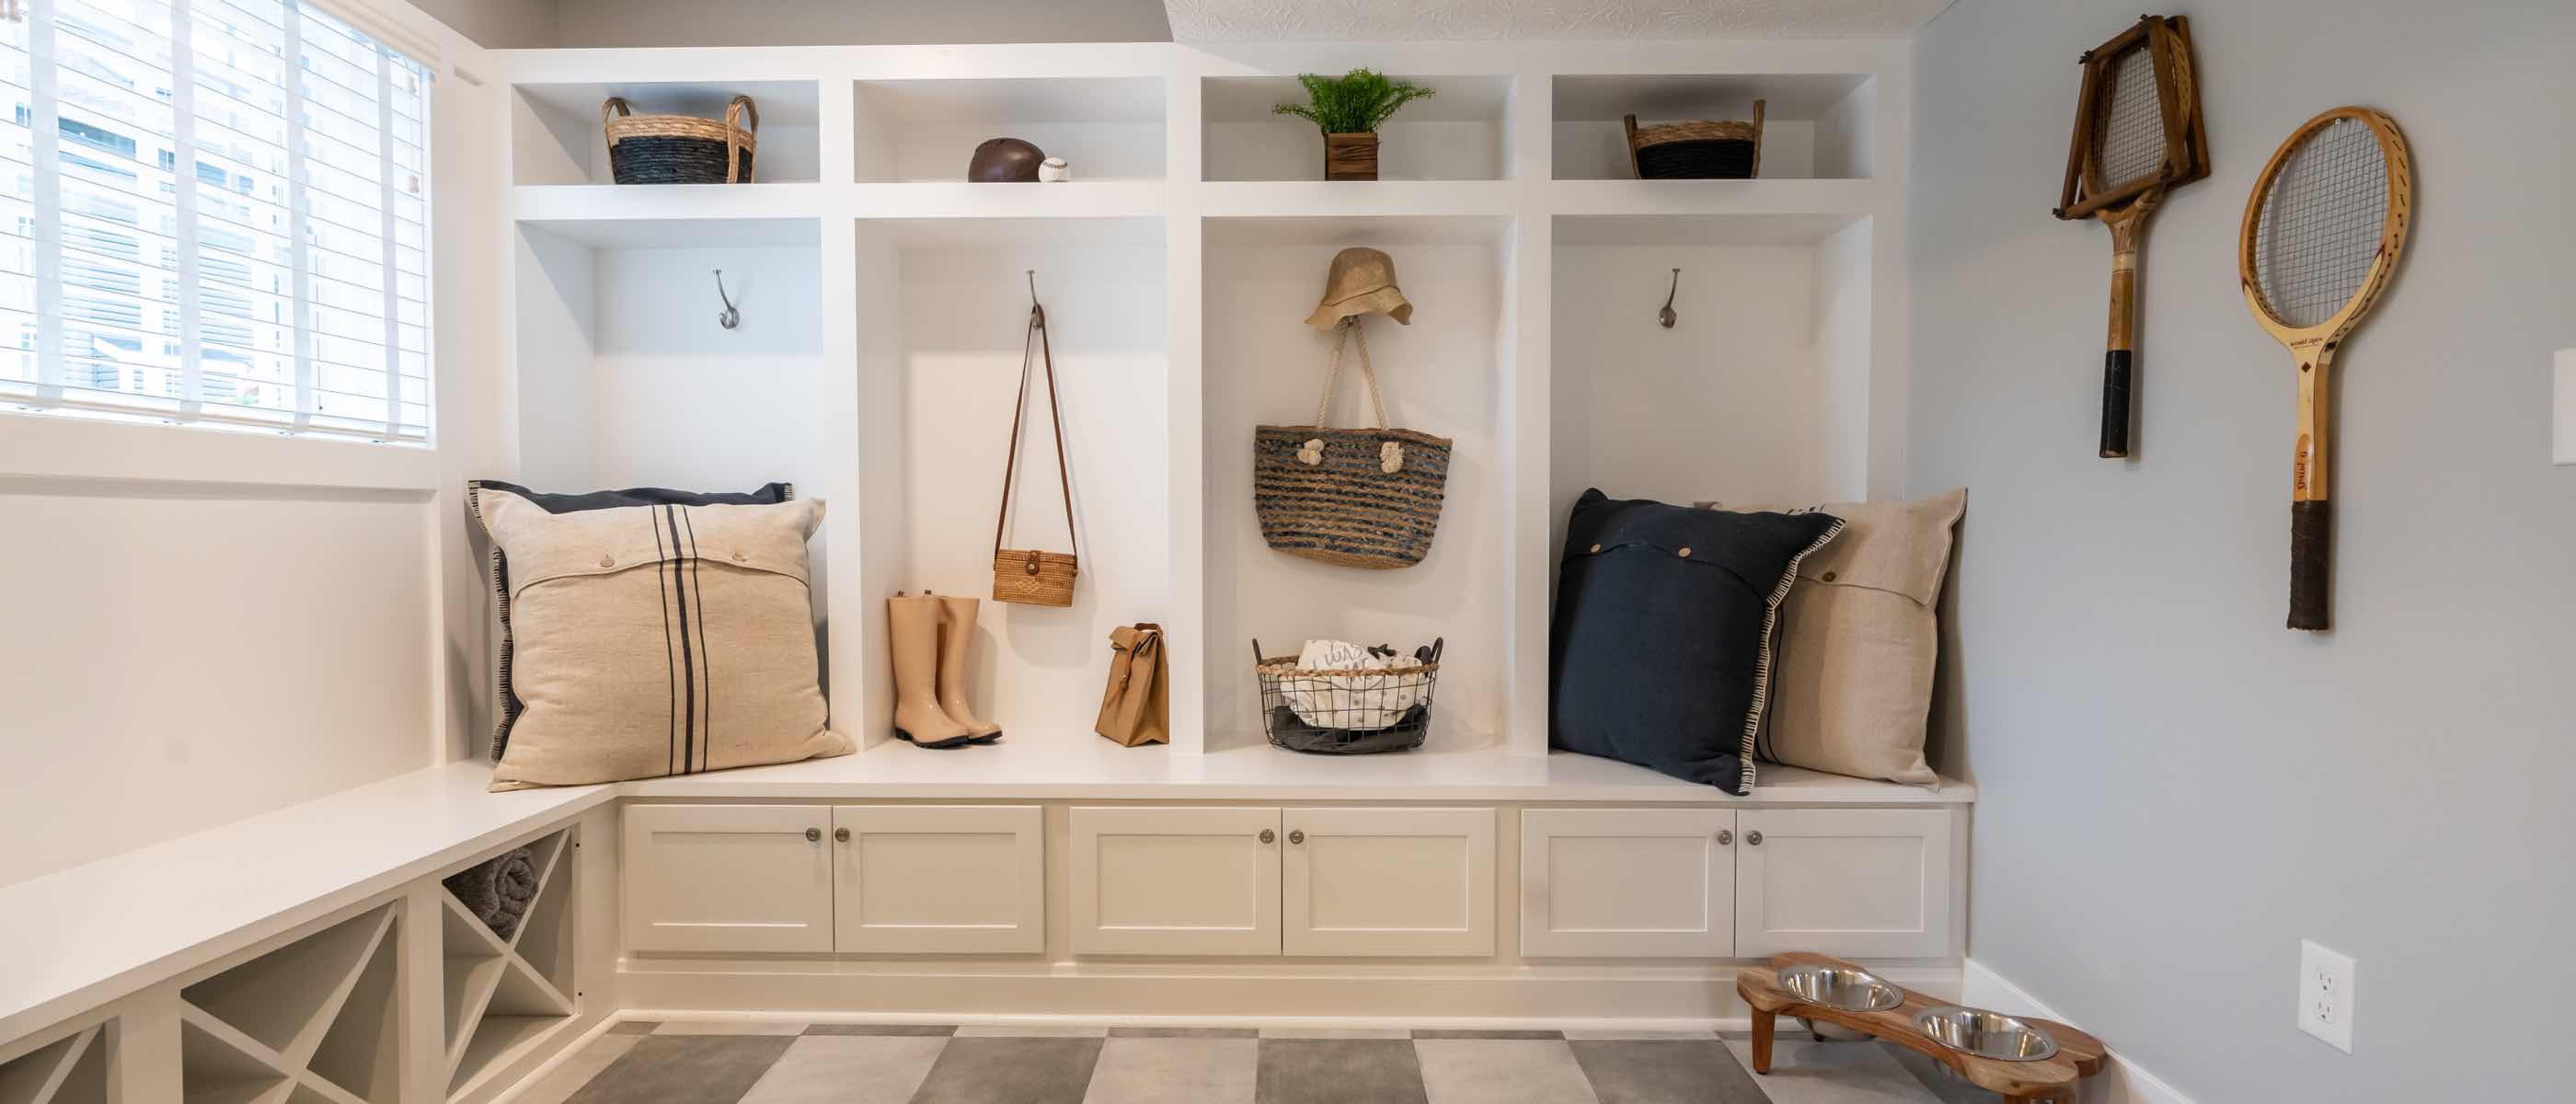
[604,96,758,184]
[1624,99,1765,179]
[1254,638,1442,754]
[1253,319,1452,570]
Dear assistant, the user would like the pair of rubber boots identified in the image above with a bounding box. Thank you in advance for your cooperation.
[888,592,1002,749]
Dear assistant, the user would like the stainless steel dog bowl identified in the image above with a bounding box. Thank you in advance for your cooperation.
[1914,1006,2059,1062]
[1777,963,1903,1013]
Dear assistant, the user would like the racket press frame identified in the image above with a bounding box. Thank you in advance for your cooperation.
[2053,15,2211,460]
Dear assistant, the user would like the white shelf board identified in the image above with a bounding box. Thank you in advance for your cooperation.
[513,185,825,246]
[1554,212,1866,247]
[1547,178,1880,219]
[0,765,612,1048]
[625,735,1972,804]
[849,181,1167,222]
[1200,180,1515,223]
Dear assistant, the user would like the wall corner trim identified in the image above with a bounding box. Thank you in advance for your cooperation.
[1960,959,2198,1104]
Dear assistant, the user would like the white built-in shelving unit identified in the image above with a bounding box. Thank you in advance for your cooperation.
[494,40,1909,770]
[437,830,576,1103]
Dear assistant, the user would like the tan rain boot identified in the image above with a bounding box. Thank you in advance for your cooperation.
[934,595,1004,743]
[888,593,974,749]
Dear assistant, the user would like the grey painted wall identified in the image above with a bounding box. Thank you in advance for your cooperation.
[1910,2,2574,1099]
[405,0,561,48]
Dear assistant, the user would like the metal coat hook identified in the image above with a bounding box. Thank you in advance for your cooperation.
[714,270,740,330]
[1658,268,1680,328]
[1026,270,1044,327]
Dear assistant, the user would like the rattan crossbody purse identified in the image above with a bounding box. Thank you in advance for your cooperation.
[992,288,1078,606]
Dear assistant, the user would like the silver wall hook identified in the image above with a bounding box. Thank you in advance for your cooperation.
[1659,268,1680,328]
[715,270,740,330]
[1027,270,1044,328]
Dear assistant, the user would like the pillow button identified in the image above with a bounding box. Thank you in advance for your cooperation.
[732,551,749,564]
[1677,546,1693,558]
[1822,570,1838,582]
[598,554,615,568]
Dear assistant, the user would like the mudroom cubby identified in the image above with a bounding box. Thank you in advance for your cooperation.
[1200,215,1514,753]
[1550,73,1880,181]
[1201,75,1514,182]
[853,77,1167,182]
[511,80,824,186]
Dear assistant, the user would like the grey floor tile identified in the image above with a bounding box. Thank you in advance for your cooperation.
[1874,1043,1995,1104]
[1411,1029,1565,1040]
[1560,1029,1719,1041]
[511,1035,639,1104]
[1085,1037,1259,1104]
[804,1023,958,1037]
[563,1035,798,1104]
[1568,1040,1768,1104]
[954,1024,1110,1038]
[654,1020,806,1036]
[607,1020,661,1035]
[1414,1039,1599,1104]
[1257,1039,1428,1104]
[737,1035,948,1104]
[1722,1038,1942,1103]
[908,1036,1104,1104]
[1258,1026,1411,1040]
[1108,1027,1259,1038]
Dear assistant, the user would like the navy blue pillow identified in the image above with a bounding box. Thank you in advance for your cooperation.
[467,480,793,761]
[1549,489,1844,794]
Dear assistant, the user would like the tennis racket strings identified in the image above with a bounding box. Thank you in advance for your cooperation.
[2252,117,2392,328]
[2090,42,2169,192]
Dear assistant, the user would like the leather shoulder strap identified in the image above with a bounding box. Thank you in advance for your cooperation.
[994,302,1078,558]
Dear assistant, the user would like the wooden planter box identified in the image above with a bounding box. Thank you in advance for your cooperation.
[1325,132,1379,180]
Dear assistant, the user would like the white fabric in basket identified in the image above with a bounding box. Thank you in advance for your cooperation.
[1282,639,1431,730]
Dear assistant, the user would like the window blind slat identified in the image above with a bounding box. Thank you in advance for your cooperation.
[5,0,431,441]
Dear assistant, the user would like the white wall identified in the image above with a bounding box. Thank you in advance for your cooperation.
[1910,3,2576,1100]
[0,0,510,886]
[404,0,559,48]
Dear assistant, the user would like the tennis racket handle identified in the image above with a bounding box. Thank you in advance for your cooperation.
[2289,500,2332,631]
[2099,350,2133,458]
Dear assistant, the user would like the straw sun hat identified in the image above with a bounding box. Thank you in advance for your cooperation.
[1304,247,1414,329]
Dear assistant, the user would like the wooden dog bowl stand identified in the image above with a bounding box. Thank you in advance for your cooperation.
[1735,952,2107,1103]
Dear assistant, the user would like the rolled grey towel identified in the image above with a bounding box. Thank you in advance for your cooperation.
[444,846,539,941]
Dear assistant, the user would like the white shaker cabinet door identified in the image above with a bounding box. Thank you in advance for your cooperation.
[1282,807,1495,957]
[1735,808,1954,960]
[623,804,833,954]
[833,805,1044,954]
[1520,808,1737,958]
[1070,807,1282,956]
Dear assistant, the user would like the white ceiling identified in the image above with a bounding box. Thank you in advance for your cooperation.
[1162,0,1959,41]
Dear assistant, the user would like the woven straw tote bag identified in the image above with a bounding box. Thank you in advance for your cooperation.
[603,96,759,184]
[992,295,1078,605]
[1253,318,1452,569]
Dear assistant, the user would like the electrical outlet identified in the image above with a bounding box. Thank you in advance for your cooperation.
[2298,940,2357,1052]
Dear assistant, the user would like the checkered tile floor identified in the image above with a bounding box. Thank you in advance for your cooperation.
[516,1021,1998,1104]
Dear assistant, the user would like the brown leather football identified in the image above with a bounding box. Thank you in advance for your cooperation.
[968,137,1046,182]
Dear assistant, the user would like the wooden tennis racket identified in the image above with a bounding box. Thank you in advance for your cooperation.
[2238,108,2413,631]
[2054,16,2207,459]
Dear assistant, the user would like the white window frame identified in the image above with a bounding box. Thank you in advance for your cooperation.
[4,0,436,445]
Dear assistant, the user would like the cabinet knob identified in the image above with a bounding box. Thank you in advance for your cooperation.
[1259,829,1275,844]
[1287,829,1305,845]
[1745,830,1764,846]
[804,827,822,843]
[1717,829,1734,846]
[834,827,851,843]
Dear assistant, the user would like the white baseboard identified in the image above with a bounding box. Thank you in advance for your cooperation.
[1961,960,2194,1104]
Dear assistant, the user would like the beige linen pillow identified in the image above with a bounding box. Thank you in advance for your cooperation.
[1702,489,1965,788]
[470,487,850,790]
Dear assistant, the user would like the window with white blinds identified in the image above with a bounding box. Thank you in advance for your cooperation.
[1,0,431,443]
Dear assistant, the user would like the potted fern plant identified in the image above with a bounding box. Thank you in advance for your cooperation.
[1272,69,1435,181]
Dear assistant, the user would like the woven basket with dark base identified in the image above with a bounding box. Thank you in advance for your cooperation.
[1254,638,1443,754]
[604,96,758,184]
[1254,316,1450,570]
[1625,99,1765,179]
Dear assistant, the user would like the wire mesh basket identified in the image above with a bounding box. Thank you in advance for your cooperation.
[1252,638,1443,754]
